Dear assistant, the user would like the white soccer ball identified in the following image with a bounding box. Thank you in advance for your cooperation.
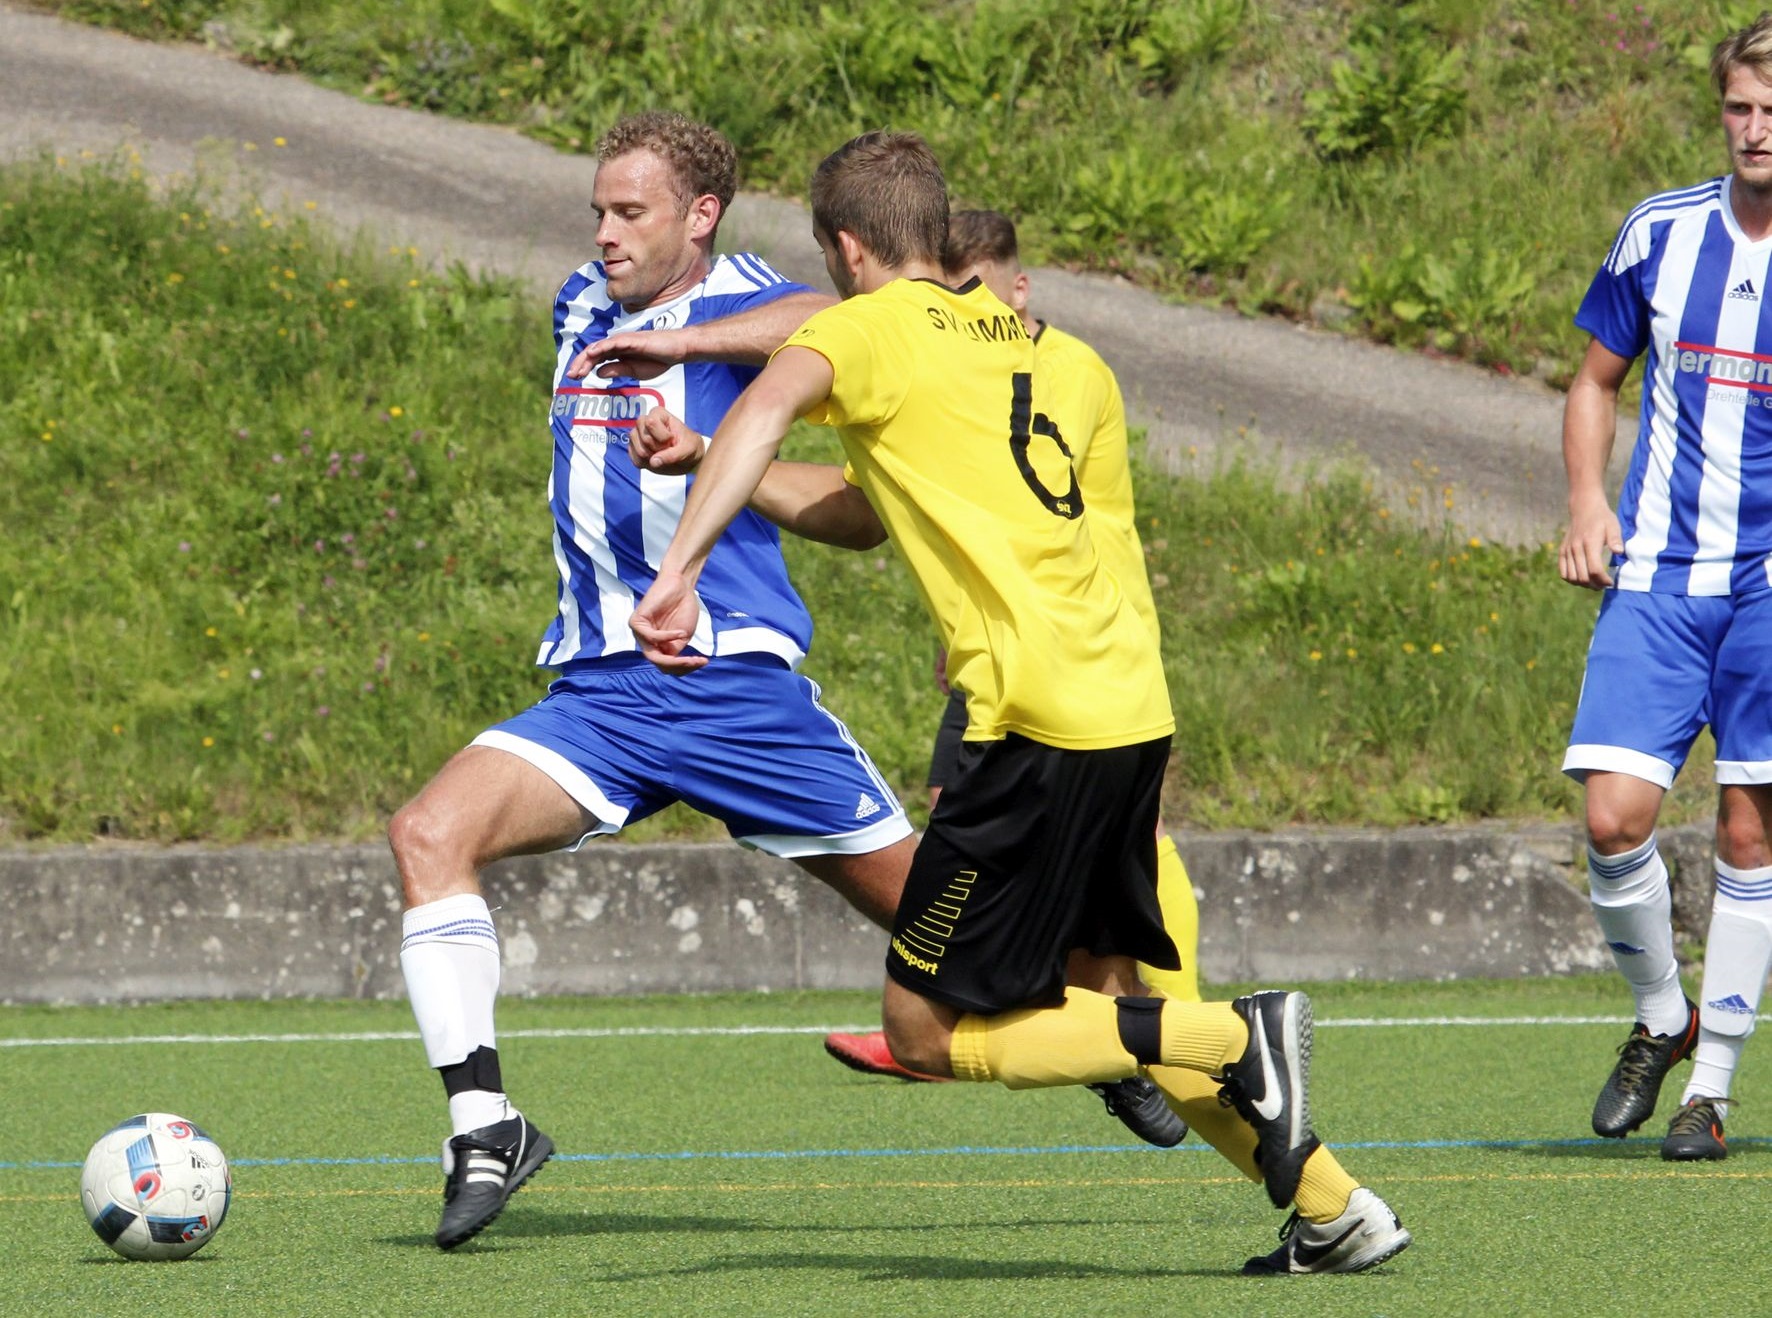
[80,1113,231,1261]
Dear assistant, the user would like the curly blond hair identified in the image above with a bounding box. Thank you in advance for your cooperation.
[596,112,737,222]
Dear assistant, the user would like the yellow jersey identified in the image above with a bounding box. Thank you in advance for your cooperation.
[1034,322,1159,642]
[783,277,1173,750]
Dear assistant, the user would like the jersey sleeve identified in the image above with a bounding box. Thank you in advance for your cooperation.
[780,303,909,429]
[695,280,815,322]
[1573,218,1651,362]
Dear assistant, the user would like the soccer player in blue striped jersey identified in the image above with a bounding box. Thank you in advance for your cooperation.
[386,112,916,1249]
[1562,15,1772,1161]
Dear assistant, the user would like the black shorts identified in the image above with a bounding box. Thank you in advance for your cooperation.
[887,732,1177,1015]
[926,688,969,789]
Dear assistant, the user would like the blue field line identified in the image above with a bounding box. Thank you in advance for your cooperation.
[11,1014,1772,1048]
[10,1133,1772,1174]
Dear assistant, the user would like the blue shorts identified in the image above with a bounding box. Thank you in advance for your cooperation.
[1564,589,1772,788]
[474,655,912,857]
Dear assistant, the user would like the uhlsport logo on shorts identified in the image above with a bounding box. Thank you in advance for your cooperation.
[890,937,939,975]
[551,385,664,433]
[892,871,978,978]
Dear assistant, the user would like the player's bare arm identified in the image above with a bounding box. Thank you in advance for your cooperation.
[630,346,836,669]
[1559,337,1633,590]
[750,462,886,551]
[567,291,836,378]
[627,405,882,549]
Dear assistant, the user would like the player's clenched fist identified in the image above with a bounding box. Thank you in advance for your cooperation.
[630,406,707,475]
[629,568,708,673]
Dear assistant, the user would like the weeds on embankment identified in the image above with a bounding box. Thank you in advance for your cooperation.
[7,157,1713,844]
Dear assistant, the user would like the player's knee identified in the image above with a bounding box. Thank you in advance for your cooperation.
[1584,802,1655,855]
[387,799,465,902]
[1715,809,1772,870]
[880,991,954,1076]
[880,1019,947,1077]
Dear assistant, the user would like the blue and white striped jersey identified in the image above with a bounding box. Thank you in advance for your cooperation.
[1578,176,1772,595]
[539,253,816,667]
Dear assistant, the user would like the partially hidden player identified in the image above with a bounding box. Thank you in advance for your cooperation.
[820,211,1202,1151]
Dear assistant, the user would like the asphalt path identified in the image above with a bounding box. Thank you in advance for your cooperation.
[0,2,1606,543]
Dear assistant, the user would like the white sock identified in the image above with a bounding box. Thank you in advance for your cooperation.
[1587,837,1687,1034]
[1685,1033,1747,1104]
[448,1090,512,1134]
[401,894,504,1133]
[1682,861,1772,1103]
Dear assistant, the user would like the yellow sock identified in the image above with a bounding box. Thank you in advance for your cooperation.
[1293,1146,1359,1223]
[949,988,1136,1088]
[1157,1000,1248,1074]
[1146,1064,1259,1181]
[1137,835,1201,1001]
[1147,1066,1360,1219]
[949,992,1245,1087]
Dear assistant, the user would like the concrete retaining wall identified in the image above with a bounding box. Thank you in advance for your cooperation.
[0,825,1724,1004]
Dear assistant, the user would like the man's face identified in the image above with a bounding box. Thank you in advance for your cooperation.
[592,149,705,310]
[1723,63,1772,193]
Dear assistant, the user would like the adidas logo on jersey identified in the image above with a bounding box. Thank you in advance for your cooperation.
[855,793,882,820]
[1728,277,1760,301]
[1706,992,1756,1015]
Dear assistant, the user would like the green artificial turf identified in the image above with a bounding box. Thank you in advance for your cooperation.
[3,977,1767,1316]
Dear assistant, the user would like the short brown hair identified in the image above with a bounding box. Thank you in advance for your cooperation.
[596,111,737,221]
[809,131,947,267]
[944,209,1020,276]
[1712,12,1772,96]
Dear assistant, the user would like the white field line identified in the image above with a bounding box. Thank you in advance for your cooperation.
[4,1013,1766,1048]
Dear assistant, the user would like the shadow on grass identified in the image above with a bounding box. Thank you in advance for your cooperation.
[505,1210,1174,1240]
[80,1253,222,1266]
[1519,1136,1772,1162]
[379,1212,1257,1279]
[586,1248,1226,1283]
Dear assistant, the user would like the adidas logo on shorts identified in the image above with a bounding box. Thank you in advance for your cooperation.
[855,793,881,820]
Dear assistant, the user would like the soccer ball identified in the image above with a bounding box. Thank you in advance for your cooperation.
[80,1113,231,1261]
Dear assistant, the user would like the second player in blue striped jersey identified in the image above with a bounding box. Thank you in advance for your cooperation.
[1561,16,1772,1165]
[1578,175,1772,594]
[543,251,815,666]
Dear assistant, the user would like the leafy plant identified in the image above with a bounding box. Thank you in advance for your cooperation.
[1059,146,1277,275]
[1128,0,1248,89]
[1303,4,1467,161]
[1348,239,1538,356]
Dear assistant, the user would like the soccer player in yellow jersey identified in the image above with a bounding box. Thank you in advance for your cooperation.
[626,132,1409,1274]
[824,211,1201,1144]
